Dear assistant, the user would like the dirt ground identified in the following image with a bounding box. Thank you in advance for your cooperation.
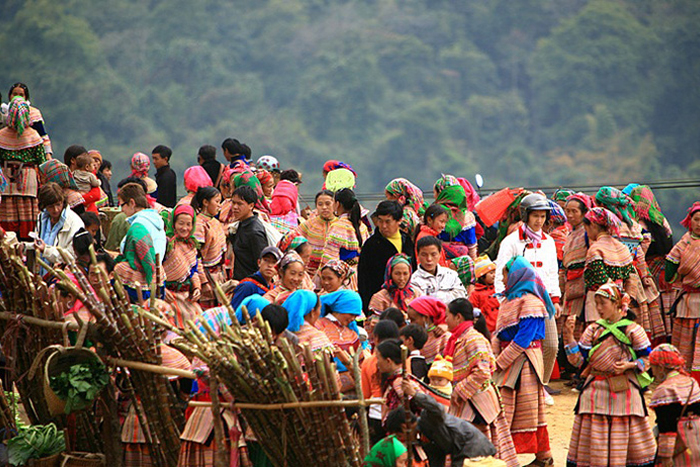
[517,380,658,466]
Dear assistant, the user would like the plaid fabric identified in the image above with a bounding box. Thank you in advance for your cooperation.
[585,207,623,236]
[39,159,78,190]
[123,444,154,467]
[567,413,655,467]
[630,185,667,226]
[193,214,225,268]
[595,186,637,227]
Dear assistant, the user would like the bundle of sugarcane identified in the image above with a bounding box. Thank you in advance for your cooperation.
[0,243,184,467]
[52,249,184,467]
[160,288,364,467]
[0,244,106,455]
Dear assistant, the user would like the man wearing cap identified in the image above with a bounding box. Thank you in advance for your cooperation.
[230,246,282,310]
[358,200,415,316]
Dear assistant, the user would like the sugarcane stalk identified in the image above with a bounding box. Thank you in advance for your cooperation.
[353,349,370,457]
[210,373,228,467]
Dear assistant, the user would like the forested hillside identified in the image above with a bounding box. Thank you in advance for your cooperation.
[1,0,698,223]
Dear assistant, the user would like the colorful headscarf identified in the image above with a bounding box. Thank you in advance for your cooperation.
[279,250,304,272]
[39,160,78,190]
[380,253,415,312]
[629,185,666,226]
[130,152,151,178]
[323,160,356,176]
[681,202,700,230]
[504,256,556,318]
[234,169,270,214]
[585,207,622,236]
[322,260,353,284]
[566,192,593,210]
[166,204,198,248]
[6,96,30,136]
[324,168,356,191]
[385,178,425,213]
[279,232,308,253]
[255,169,273,186]
[184,166,213,193]
[649,343,687,373]
[409,296,446,325]
[547,200,567,225]
[434,174,459,196]
[235,294,271,324]
[451,256,475,288]
[362,435,407,467]
[284,290,319,332]
[594,280,631,312]
[595,186,636,227]
[552,188,575,203]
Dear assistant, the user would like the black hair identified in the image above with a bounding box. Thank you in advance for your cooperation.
[374,200,403,221]
[221,138,245,157]
[198,144,217,162]
[448,298,490,340]
[72,228,94,258]
[424,203,449,223]
[261,304,289,336]
[315,190,334,203]
[376,339,403,365]
[80,211,100,228]
[280,169,301,184]
[8,82,29,101]
[384,407,416,435]
[373,319,400,342]
[241,144,252,160]
[95,251,116,273]
[335,188,363,247]
[645,221,673,257]
[476,275,491,285]
[117,176,148,192]
[99,160,112,173]
[152,145,172,161]
[399,323,429,350]
[232,185,257,205]
[416,235,442,253]
[64,145,87,167]
[379,307,406,329]
[191,186,220,212]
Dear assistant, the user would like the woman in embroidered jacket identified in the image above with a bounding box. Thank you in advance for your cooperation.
[289,189,337,277]
[162,204,203,329]
[263,251,306,304]
[649,343,700,467]
[581,207,635,324]
[665,201,700,375]
[369,253,421,317]
[319,188,369,291]
[563,281,656,467]
[191,186,226,309]
[445,298,519,467]
[493,256,553,466]
[561,193,592,334]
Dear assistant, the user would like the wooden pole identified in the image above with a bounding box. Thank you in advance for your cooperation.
[210,373,228,467]
[188,398,385,410]
[0,312,80,330]
[105,357,197,379]
[353,350,370,457]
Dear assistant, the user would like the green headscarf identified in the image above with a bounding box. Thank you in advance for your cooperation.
[629,185,666,226]
[595,186,637,227]
[362,435,407,467]
[164,204,199,251]
[436,184,467,239]
[451,256,475,288]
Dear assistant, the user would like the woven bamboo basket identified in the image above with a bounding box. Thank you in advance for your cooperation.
[59,452,106,467]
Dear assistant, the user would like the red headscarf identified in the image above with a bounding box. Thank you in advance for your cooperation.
[256,169,273,186]
[650,343,687,375]
[566,192,593,210]
[681,202,700,230]
[409,296,446,325]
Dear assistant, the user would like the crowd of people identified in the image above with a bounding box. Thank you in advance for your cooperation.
[1,83,700,467]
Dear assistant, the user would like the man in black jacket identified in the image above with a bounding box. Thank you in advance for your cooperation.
[229,186,268,280]
[152,145,177,208]
[358,200,414,316]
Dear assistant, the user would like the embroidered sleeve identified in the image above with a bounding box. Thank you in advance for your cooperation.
[453,345,493,402]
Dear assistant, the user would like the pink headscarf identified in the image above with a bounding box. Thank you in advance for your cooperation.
[130,152,151,178]
[270,180,298,216]
[183,166,213,193]
[457,177,480,211]
[409,296,446,325]
[566,192,593,210]
[681,202,700,230]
